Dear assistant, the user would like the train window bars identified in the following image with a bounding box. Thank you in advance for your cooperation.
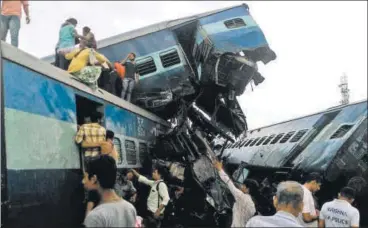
[263,134,276,145]
[271,133,284,144]
[159,48,181,68]
[113,138,123,164]
[244,138,254,147]
[224,18,246,29]
[290,129,308,143]
[136,56,157,76]
[125,140,137,165]
[280,131,296,144]
[249,137,260,147]
[256,136,268,146]
[330,124,354,139]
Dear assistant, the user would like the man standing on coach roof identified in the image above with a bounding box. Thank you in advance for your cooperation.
[1,0,30,47]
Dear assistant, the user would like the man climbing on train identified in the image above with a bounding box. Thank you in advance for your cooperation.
[81,130,118,162]
[75,111,106,159]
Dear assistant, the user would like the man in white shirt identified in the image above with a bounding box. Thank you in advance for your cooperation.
[246,181,304,227]
[213,160,256,227]
[298,172,322,227]
[131,167,170,228]
[319,186,360,228]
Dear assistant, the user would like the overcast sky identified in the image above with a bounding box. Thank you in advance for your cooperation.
[11,1,367,129]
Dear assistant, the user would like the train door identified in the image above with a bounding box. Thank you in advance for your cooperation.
[75,94,105,171]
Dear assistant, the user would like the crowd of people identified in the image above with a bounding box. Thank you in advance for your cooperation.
[74,111,361,227]
[1,1,139,103]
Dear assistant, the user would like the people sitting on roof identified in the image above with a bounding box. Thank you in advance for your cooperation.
[75,111,106,159]
[55,18,81,70]
[81,129,119,162]
[119,53,140,102]
[65,39,112,90]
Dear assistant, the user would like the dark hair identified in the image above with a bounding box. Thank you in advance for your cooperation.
[243,178,259,195]
[85,155,117,189]
[304,172,322,184]
[130,53,136,58]
[66,18,78,26]
[340,186,356,199]
[153,165,166,177]
[83,26,91,33]
[106,130,114,140]
[90,111,103,123]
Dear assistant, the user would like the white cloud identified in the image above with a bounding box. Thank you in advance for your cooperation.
[7,1,367,129]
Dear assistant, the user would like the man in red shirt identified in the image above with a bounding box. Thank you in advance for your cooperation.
[1,0,30,47]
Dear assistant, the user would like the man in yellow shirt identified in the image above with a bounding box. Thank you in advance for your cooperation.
[1,0,30,47]
[81,130,119,162]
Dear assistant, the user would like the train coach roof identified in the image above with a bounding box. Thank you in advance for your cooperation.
[41,3,247,62]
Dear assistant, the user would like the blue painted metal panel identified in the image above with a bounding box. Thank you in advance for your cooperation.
[98,30,178,63]
[3,60,77,124]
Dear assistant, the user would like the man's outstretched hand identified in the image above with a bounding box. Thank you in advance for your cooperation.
[26,16,30,24]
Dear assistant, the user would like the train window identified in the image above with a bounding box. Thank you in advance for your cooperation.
[263,134,275,145]
[280,131,296,144]
[224,18,246,29]
[244,138,253,147]
[290,129,308,142]
[125,140,137,165]
[159,48,181,68]
[232,141,241,148]
[139,142,148,164]
[271,133,284,144]
[239,139,248,148]
[330,124,354,139]
[256,136,267,146]
[113,138,123,164]
[136,56,157,76]
[249,137,260,147]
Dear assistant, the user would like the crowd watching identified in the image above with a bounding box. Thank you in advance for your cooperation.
[2,4,362,227]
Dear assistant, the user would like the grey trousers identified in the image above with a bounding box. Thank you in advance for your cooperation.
[121,78,135,102]
[0,15,21,47]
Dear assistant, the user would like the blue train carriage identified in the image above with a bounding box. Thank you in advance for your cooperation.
[222,100,368,224]
[191,3,275,99]
[41,4,276,138]
[0,41,170,227]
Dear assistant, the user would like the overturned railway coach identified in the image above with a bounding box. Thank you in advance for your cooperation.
[0,41,170,227]
[43,3,276,138]
[221,100,368,225]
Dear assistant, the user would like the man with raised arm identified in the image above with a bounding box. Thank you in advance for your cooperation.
[246,181,304,227]
[1,0,30,47]
[131,167,170,228]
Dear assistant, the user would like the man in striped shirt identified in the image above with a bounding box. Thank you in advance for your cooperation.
[75,111,106,158]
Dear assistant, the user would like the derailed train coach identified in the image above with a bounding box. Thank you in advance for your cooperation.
[218,100,368,225]
[43,3,276,138]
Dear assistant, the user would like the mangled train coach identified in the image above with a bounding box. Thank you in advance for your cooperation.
[43,3,276,138]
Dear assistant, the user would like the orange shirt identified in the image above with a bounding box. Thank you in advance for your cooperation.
[1,0,29,18]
